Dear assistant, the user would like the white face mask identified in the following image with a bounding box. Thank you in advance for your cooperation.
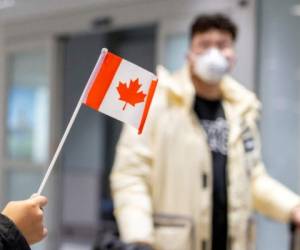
[193,48,229,84]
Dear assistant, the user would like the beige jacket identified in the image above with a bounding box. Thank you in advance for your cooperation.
[110,66,300,250]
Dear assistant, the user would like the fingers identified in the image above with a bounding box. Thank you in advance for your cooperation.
[31,195,48,208]
[29,226,48,245]
[30,193,38,199]
[42,227,48,238]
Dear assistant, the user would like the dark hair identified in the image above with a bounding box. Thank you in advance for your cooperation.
[190,13,238,41]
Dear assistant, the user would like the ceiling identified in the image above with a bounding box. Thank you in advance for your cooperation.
[0,0,139,22]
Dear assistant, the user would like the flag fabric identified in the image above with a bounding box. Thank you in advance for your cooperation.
[83,48,158,134]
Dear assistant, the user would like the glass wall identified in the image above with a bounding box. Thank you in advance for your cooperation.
[5,49,50,164]
[2,43,53,250]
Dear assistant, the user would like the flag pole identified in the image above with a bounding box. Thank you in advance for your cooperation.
[37,95,83,195]
[37,48,108,195]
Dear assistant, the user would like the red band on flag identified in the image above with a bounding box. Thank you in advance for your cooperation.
[84,52,122,110]
[138,79,158,134]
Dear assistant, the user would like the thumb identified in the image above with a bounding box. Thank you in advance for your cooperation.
[30,193,38,199]
[31,195,48,208]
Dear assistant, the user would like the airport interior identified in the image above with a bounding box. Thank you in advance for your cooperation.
[0,0,300,249]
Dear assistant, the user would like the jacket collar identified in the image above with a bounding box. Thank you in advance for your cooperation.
[157,64,261,121]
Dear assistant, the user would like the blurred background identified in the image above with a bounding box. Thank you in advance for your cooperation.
[0,0,299,249]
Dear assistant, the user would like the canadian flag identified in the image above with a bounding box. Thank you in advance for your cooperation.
[83,48,158,134]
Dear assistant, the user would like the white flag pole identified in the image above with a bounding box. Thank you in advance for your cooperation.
[37,48,108,195]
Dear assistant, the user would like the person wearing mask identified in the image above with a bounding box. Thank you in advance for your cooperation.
[0,195,48,249]
[110,13,300,250]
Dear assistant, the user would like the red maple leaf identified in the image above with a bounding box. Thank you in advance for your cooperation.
[116,78,146,110]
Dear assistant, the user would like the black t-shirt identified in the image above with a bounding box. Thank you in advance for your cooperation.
[194,95,228,250]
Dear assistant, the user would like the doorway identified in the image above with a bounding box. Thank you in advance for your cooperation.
[59,24,157,249]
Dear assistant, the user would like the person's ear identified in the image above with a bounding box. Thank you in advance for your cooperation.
[187,50,195,65]
[223,48,236,70]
